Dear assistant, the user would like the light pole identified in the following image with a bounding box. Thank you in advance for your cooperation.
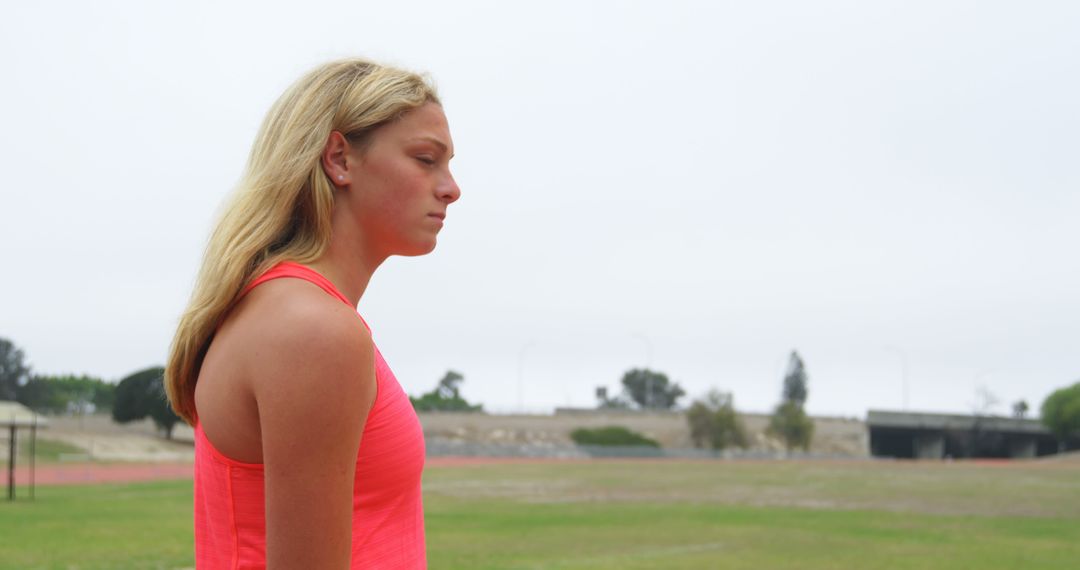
[882,345,909,411]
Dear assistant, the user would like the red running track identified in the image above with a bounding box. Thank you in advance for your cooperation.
[10,463,194,486]
[10,457,572,486]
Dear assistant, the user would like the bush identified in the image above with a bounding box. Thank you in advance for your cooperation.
[570,426,660,448]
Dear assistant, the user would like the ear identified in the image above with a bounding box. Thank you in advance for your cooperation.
[322,131,350,187]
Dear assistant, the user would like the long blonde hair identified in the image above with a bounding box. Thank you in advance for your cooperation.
[166,59,439,425]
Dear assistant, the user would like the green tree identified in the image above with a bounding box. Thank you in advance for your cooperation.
[1040,382,1080,451]
[686,389,748,451]
[783,351,808,406]
[0,337,32,401]
[1012,399,1029,419]
[410,370,483,412]
[619,368,685,410]
[768,350,814,452]
[16,374,115,414]
[112,366,181,439]
[594,385,631,410]
[767,401,814,452]
[596,395,631,410]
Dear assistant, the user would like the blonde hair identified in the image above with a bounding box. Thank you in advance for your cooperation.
[165,58,439,425]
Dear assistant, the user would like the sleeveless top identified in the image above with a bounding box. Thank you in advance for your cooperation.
[193,262,427,569]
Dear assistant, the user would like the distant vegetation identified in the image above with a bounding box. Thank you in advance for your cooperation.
[16,374,115,415]
[410,370,483,412]
[3,336,116,415]
[596,368,686,410]
[570,425,659,448]
[1041,381,1080,449]
[687,389,748,450]
[112,366,182,439]
[767,351,814,452]
[0,336,32,401]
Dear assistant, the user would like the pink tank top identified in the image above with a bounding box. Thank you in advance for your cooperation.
[193,262,427,569]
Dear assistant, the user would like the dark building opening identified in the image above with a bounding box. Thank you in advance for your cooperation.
[868,410,1072,460]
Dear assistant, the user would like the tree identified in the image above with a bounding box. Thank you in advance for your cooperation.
[112,366,181,439]
[1041,382,1080,450]
[16,374,115,415]
[783,351,808,406]
[972,385,1000,416]
[410,370,483,412]
[619,368,685,410]
[1012,400,1029,419]
[768,350,814,452]
[594,385,631,410]
[686,389,747,451]
[767,402,814,452]
[0,337,32,401]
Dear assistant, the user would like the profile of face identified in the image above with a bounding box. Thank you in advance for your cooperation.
[329,102,461,258]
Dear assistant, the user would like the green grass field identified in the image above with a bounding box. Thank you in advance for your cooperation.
[1,458,1078,569]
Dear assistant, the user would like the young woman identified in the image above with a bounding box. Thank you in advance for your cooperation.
[165,59,460,569]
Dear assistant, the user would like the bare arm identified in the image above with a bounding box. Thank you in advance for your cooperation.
[249,296,376,570]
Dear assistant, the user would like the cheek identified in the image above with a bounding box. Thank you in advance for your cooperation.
[358,172,425,234]
[384,171,430,214]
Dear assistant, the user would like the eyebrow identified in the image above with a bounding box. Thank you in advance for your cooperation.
[409,136,454,158]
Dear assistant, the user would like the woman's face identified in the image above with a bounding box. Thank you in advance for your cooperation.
[343,102,460,258]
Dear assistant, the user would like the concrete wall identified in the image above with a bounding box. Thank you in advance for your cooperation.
[35,410,873,458]
[420,409,870,456]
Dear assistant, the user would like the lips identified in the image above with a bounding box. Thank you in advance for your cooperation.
[428,212,446,220]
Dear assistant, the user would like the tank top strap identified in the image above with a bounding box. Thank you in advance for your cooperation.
[241,261,349,304]
[241,262,373,332]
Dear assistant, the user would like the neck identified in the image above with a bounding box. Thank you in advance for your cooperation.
[309,229,387,308]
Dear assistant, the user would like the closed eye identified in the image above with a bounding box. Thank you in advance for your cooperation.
[416,156,436,166]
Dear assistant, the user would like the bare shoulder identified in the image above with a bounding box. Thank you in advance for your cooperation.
[195,277,373,465]
[236,278,376,473]
[236,278,376,413]
[226,278,378,476]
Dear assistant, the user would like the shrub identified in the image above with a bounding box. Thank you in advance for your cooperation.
[570,426,660,448]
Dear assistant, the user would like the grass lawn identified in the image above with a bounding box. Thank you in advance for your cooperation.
[0,480,193,570]
[1,459,1077,569]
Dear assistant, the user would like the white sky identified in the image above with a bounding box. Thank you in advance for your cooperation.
[1,1,1077,417]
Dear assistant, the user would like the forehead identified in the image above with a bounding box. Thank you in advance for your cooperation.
[380,103,453,149]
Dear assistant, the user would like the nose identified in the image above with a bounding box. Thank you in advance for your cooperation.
[437,172,461,204]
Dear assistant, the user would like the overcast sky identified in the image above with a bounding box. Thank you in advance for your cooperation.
[2,1,1077,417]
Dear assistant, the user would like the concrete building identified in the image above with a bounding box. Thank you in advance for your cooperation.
[867,410,1074,459]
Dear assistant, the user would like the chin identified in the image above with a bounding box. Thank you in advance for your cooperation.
[399,238,438,257]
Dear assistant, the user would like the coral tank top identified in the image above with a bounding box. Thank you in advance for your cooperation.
[193,262,426,569]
